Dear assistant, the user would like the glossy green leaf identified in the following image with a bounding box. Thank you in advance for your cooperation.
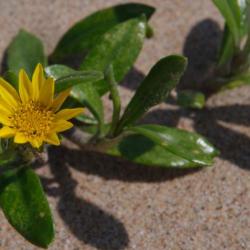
[177,90,205,109]
[80,17,147,95]
[51,3,155,60]
[115,55,187,134]
[7,30,47,77]
[45,65,104,93]
[128,125,218,166]
[0,167,54,248]
[107,134,196,168]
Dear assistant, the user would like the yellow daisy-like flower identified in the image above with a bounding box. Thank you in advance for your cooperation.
[0,63,83,148]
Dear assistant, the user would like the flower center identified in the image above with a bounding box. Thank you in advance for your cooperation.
[10,101,54,139]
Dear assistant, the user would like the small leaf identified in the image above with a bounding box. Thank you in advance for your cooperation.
[115,55,187,134]
[129,125,218,166]
[7,30,47,77]
[80,17,147,95]
[51,3,155,60]
[45,65,104,93]
[177,90,205,109]
[0,166,54,248]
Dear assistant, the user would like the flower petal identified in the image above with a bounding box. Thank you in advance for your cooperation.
[0,99,14,114]
[51,88,71,112]
[0,112,12,126]
[30,139,43,148]
[45,133,60,145]
[0,77,20,107]
[14,133,28,144]
[55,108,84,121]
[51,120,73,132]
[19,69,31,103]
[39,77,55,107]
[0,126,15,138]
[31,63,45,100]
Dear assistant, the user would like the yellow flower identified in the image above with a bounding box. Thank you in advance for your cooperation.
[0,64,83,148]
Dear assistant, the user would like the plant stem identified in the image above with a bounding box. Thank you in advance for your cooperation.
[105,65,121,137]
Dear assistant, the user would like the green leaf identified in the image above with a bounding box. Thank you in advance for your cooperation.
[115,55,187,134]
[107,134,196,168]
[127,125,218,166]
[177,90,205,109]
[51,3,155,60]
[213,0,241,45]
[71,83,104,132]
[0,167,54,248]
[80,17,147,95]
[7,30,47,77]
[45,64,75,79]
[45,65,104,93]
[3,71,19,90]
[76,114,98,125]
[213,0,248,47]
[218,71,250,90]
[217,25,235,67]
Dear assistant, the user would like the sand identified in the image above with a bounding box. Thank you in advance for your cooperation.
[0,0,249,249]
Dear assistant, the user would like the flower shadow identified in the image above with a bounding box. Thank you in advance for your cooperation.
[44,147,129,250]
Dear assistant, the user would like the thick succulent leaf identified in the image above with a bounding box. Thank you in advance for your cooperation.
[128,125,218,166]
[107,134,197,168]
[45,65,103,93]
[7,30,47,77]
[80,17,147,95]
[51,3,155,60]
[177,90,205,109]
[115,55,187,134]
[0,167,54,248]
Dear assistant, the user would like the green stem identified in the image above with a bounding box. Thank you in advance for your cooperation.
[105,65,121,137]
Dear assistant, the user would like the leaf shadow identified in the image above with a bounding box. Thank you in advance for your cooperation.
[47,145,200,184]
[142,104,250,171]
[179,18,222,92]
[43,147,129,250]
